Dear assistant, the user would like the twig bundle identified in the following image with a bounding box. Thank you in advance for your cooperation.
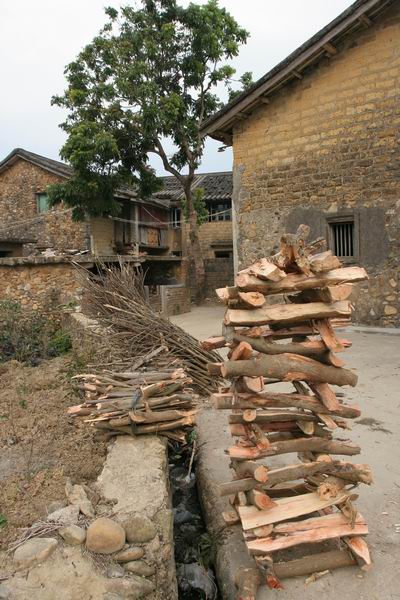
[76,260,220,392]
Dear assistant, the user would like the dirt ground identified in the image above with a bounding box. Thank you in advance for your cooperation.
[0,356,107,547]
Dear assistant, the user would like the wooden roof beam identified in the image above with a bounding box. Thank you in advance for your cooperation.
[323,42,338,56]
[292,70,303,79]
[359,14,373,26]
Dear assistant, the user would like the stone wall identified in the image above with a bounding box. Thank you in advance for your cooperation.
[0,159,90,253]
[232,2,400,326]
[0,258,84,310]
[162,284,191,316]
[204,258,234,300]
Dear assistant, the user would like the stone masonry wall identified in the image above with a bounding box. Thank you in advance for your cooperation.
[204,258,234,300]
[0,260,83,310]
[232,3,400,326]
[0,159,89,253]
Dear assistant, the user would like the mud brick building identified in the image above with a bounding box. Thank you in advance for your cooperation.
[202,0,400,326]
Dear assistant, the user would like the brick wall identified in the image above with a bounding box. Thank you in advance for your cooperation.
[204,257,234,300]
[162,284,191,316]
[0,258,83,310]
[0,159,89,253]
[232,3,400,326]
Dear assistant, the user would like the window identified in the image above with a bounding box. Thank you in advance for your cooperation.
[170,207,181,228]
[214,250,232,258]
[207,202,231,222]
[37,193,50,213]
[327,214,359,262]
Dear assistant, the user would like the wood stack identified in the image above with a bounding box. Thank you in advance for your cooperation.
[203,225,373,594]
[67,366,197,443]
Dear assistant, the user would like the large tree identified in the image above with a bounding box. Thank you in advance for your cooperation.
[49,0,249,301]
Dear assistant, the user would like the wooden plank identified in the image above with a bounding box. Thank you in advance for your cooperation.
[238,491,350,530]
[226,301,351,327]
[235,266,368,295]
[343,536,372,569]
[247,522,368,554]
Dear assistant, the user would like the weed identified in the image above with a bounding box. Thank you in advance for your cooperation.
[0,513,7,528]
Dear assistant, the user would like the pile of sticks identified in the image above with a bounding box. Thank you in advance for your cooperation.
[77,259,220,392]
[202,225,373,596]
[67,363,197,444]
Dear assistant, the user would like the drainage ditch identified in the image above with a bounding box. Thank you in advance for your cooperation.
[169,435,221,600]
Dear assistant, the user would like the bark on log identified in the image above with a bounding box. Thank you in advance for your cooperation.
[226,301,351,327]
[229,437,360,461]
[247,489,277,510]
[230,342,253,361]
[273,549,356,579]
[232,460,269,483]
[309,251,341,273]
[211,391,361,418]
[221,353,358,387]
[310,382,341,411]
[240,258,287,282]
[290,285,353,304]
[200,336,226,350]
[236,266,368,295]
[314,318,345,352]
[229,411,317,424]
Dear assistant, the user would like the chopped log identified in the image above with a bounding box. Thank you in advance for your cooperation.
[229,437,360,461]
[310,382,341,411]
[242,409,257,422]
[232,460,269,483]
[235,376,265,394]
[273,549,356,579]
[129,408,196,424]
[238,291,266,308]
[211,391,361,418]
[241,258,287,282]
[236,266,368,295]
[221,353,358,387]
[290,285,353,304]
[230,342,254,361]
[234,567,262,600]
[317,413,338,429]
[296,420,315,435]
[200,336,226,350]
[343,536,372,570]
[332,462,373,485]
[216,286,239,302]
[207,362,224,376]
[238,490,350,530]
[309,250,341,273]
[318,476,346,500]
[314,318,344,352]
[229,410,316,424]
[244,524,274,539]
[226,301,351,327]
[273,511,365,534]
[247,489,277,510]
[247,521,368,554]
[230,422,298,437]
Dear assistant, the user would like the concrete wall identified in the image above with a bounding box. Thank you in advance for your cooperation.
[232,3,400,326]
[0,159,89,253]
[90,217,115,256]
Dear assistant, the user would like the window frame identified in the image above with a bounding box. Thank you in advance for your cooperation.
[36,193,50,214]
[326,211,360,264]
[170,207,181,229]
[207,201,232,222]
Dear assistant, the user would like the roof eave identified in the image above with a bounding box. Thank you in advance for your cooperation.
[201,0,392,142]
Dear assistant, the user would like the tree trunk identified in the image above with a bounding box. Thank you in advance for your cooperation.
[185,186,206,304]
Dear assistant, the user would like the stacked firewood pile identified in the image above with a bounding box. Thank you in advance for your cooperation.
[202,225,373,594]
[68,359,197,444]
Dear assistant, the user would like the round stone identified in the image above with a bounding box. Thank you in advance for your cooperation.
[122,514,156,543]
[86,518,125,555]
[13,537,58,568]
[124,560,155,576]
[59,524,86,545]
[114,546,144,563]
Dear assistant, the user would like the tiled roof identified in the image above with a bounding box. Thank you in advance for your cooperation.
[0,148,73,178]
[155,172,232,202]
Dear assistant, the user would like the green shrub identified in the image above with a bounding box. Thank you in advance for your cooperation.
[0,300,72,365]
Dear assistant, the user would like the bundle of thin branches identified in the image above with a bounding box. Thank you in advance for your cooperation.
[76,259,220,392]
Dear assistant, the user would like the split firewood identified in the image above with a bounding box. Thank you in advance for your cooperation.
[237,291,266,308]
[343,536,372,570]
[309,250,341,273]
[244,525,274,539]
[318,476,346,500]
[236,266,368,295]
[234,567,262,600]
[309,382,341,411]
[239,258,287,282]
[235,376,265,394]
[221,353,358,387]
[229,410,317,425]
[230,342,254,361]
[229,437,361,461]
[225,300,351,327]
[313,318,345,352]
[216,285,240,302]
[211,391,361,419]
[200,336,226,350]
[289,284,353,304]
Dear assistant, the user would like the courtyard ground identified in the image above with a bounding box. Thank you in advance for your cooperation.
[171,305,400,600]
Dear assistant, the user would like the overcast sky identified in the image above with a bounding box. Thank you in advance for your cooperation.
[0,0,354,175]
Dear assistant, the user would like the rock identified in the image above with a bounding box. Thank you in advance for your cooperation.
[59,524,86,545]
[122,514,156,543]
[86,518,125,555]
[47,499,67,513]
[103,594,123,600]
[124,560,155,576]
[0,584,11,600]
[384,305,397,315]
[177,563,217,598]
[47,504,80,525]
[107,576,155,599]
[13,537,58,569]
[106,564,125,579]
[65,478,95,518]
[114,546,144,563]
